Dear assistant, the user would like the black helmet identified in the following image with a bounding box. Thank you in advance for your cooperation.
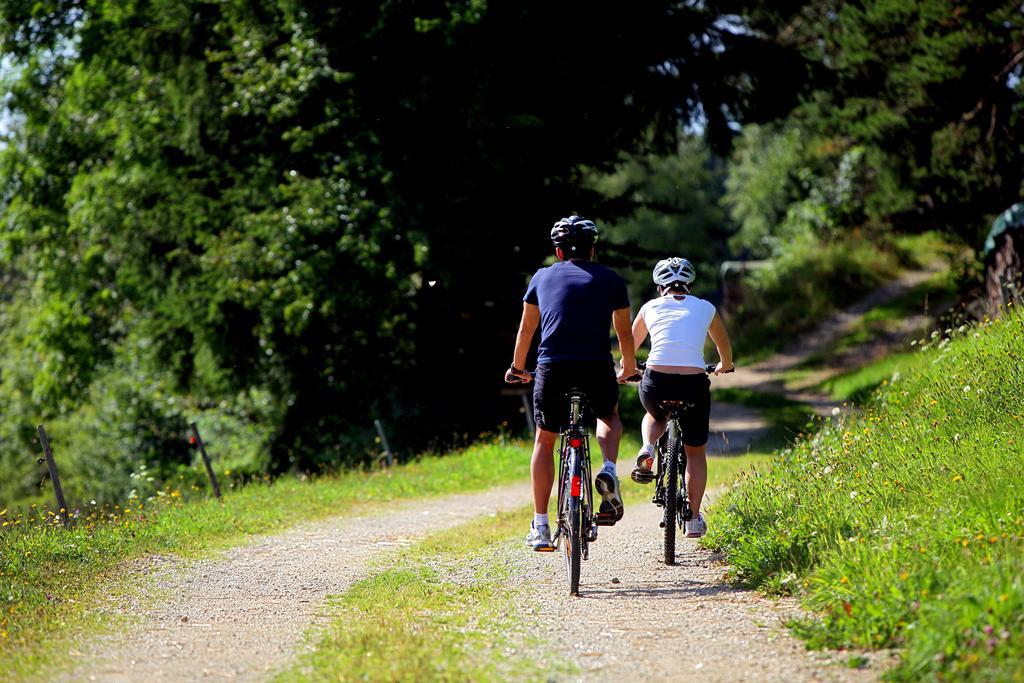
[550,215,598,254]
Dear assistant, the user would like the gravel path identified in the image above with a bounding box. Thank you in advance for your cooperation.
[510,472,884,682]
[706,400,768,456]
[56,483,531,683]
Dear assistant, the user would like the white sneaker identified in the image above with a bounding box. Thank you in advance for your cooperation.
[526,522,553,550]
[595,466,624,525]
[684,513,707,538]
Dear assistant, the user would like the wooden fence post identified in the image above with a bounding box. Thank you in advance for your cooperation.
[189,422,222,499]
[521,394,535,434]
[373,419,394,468]
[36,425,70,528]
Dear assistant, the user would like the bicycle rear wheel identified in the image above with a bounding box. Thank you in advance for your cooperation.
[663,427,681,566]
[559,464,582,595]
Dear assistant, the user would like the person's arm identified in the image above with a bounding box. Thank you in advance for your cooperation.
[707,311,734,374]
[613,307,638,382]
[505,302,540,382]
[631,309,649,355]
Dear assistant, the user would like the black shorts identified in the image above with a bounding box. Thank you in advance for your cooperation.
[638,369,711,447]
[533,361,619,432]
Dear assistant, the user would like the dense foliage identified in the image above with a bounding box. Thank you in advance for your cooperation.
[0,1,812,502]
[0,1,1021,504]
[727,0,1024,249]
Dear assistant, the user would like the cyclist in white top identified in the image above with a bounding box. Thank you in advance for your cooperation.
[627,257,733,538]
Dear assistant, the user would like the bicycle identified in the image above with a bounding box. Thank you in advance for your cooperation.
[627,362,733,566]
[505,373,612,596]
[544,388,598,595]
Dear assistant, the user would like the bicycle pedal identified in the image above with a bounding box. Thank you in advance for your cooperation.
[594,511,617,526]
[534,545,556,553]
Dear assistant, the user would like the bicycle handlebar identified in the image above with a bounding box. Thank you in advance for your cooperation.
[504,362,735,385]
[623,360,735,383]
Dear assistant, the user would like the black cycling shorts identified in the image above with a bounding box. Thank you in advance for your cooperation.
[638,369,711,447]
[533,360,619,433]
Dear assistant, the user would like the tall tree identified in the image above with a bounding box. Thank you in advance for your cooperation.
[0,0,814,477]
[762,0,1024,245]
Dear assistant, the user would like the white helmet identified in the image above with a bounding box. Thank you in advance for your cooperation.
[652,257,696,289]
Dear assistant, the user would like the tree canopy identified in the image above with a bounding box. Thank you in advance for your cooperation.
[0,1,1021,501]
[0,0,813,486]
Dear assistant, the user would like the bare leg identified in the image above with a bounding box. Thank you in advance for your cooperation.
[683,443,707,515]
[641,412,667,447]
[531,428,559,515]
[595,407,622,465]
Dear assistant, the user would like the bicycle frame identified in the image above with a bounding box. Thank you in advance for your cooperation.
[653,412,693,523]
[554,391,596,595]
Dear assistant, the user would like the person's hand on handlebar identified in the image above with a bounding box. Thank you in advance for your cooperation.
[618,360,642,384]
[504,365,532,384]
[712,361,735,376]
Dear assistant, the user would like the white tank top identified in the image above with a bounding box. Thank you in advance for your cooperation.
[638,295,717,368]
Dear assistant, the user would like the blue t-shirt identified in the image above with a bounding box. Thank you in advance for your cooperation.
[523,260,630,364]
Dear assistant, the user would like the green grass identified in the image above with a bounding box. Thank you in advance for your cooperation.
[275,507,564,682]
[828,270,958,357]
[781,269,960,378]
[712,387,817,450]
[731,234,905,361]
[818,350,918,402]
[732,231,962,364]
[705,311,1024,680]
[0,440,531,678]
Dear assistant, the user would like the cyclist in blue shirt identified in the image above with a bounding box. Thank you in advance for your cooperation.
[505,216,639,550]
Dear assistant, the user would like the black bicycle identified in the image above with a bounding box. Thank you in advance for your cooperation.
[628,362,733,565]
[547,388,599,595]
[505,373,607,596]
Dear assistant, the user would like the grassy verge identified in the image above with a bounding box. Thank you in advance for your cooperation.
[731,235,904,361]
[792,270,960,377]
[712,387,817,451]
[0,440,531,678]
[818,350,918,403]
[732,231,960,363]
[705,312,1024,680]
[277,453,768,681]
[275,507,563,682]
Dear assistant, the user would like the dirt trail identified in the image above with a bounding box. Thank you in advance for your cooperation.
[55,483,532,683]
[715,267,943,415]
[512,477,883,682]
